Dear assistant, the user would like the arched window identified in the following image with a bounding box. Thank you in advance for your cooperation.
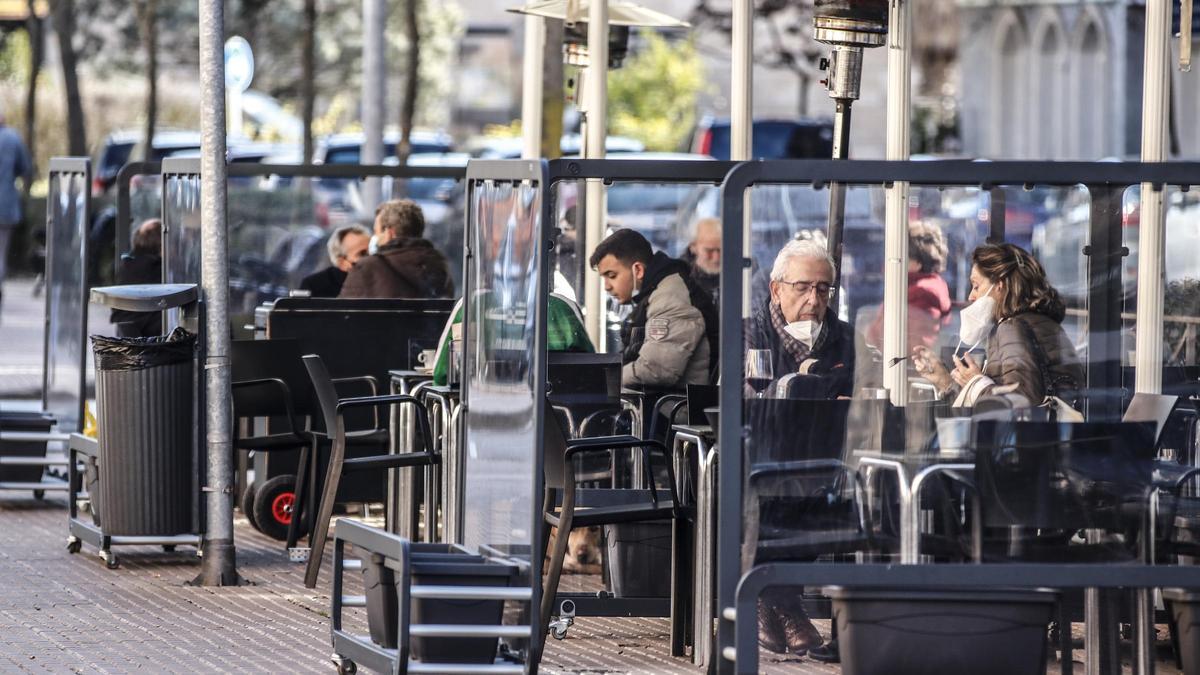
[1072,18,1108,158]
[995,17,1029,157]
[1033,20,1066,158]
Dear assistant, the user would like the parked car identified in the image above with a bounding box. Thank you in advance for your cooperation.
[689,117,835,161]
[467,134,646,159]
[93,129,203,196]
[315,130,455,165]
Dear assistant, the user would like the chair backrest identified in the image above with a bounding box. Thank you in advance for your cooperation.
[744,399,852,464]
[542,400,571,492]
[301,354,341,441]
[973,420,1157,530]
[231,338,314,418]
[686,384,719,426]
[1122,392,1178,448]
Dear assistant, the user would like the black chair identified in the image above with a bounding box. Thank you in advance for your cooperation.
[231,339,392,549]
[539,402,683,642]
[301,354,437,588]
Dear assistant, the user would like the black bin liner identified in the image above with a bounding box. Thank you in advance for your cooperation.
[0,411,54,484]
[91,328,195,536]
[828,587,1056,675]
[363,551,514,664]
[605,521,672,598]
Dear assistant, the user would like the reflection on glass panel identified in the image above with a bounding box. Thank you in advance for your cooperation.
[159,169,467,337]
[44,172,87,431]
[461,178,542,559]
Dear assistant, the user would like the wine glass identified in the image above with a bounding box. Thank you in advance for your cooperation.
[745,349,774,398]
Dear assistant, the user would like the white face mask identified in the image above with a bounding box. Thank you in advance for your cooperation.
[958,283,996,354]
[367,234,380,256]
[784,319,822,348]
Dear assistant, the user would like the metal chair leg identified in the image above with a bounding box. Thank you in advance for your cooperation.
[670,516,690,656]
[539,495,576,631]
[304,429,348,588]
[285,442,312,551]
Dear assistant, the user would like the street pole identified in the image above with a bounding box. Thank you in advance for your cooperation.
[521,15,545,160]
[195,0,238,586]
[883,0,911,407]
[732,0,752,317]
[362,0,386,209]
[582,1,609,347]
[1129,2,1172,674]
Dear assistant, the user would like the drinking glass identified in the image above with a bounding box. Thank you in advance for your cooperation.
[745,349,774,398]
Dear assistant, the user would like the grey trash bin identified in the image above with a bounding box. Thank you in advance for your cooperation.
[91,327,196,536]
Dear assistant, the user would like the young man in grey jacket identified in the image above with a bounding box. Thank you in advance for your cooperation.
[590,228,718,389]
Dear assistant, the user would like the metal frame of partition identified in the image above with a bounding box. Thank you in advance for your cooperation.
[41,157,91,431]
[114,160,162,268]
[540,158,735,629]
[716,160,1200,673]
[459,159,549,671]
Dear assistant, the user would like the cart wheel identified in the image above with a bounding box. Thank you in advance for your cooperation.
[33,489,45,500]
[552,624,569,640]
[241,483,260,532]
[331,654,356,674]
[103,551,119,570]
[253,475,308,542]
[162,545,176,552]
[66,538,81,554]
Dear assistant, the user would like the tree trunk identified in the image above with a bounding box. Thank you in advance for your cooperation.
[136,0,159,161]
[540,18,563,159]
[396,0,420,165]
[23,1,42,199]
[239,0,268,58]
[301,0,317,164]
[52,0,87,156]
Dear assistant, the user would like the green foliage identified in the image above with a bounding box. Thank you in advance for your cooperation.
[606,31,707,152]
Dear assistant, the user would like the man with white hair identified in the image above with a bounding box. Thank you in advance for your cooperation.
[0,107,32,310]
[682,217,721,306]
[744,238,866,399]
[298,224,370,297]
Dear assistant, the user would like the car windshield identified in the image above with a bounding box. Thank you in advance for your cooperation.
[99,142,134,177]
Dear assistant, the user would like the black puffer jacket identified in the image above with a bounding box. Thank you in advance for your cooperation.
[338,238,454,299]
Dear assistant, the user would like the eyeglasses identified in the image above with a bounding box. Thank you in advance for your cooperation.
[778,279,835,298]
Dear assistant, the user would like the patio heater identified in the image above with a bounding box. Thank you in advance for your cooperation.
[813,0,888,287]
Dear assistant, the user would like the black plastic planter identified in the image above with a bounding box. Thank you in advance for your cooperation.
[827,587,1056,675]
[1163,588,1200,674]
[605,521,672,598]
[362,548,516,664]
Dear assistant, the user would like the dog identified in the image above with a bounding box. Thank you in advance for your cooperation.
[546,525,603,575]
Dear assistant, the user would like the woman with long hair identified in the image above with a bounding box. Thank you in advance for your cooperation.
[912,243,1084,408]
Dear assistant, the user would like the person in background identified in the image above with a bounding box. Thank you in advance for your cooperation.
[912,242,1084,408]
[111,219,163,337]
[591,228,718,389]
[681,216,722,307]
[299,224,370,298]
[866,221,952,352]
[339,199,453,299]
[744,239,871,399]
[0,106,31,312]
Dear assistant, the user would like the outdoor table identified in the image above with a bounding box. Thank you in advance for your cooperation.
[421,384,461,544]
[671,423,719,667]
[386,369,432,540]
[853,450,975,564]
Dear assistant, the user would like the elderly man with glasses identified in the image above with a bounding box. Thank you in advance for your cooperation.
[745,238,870,400]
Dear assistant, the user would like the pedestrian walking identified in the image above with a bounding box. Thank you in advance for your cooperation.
[0,106,32,312]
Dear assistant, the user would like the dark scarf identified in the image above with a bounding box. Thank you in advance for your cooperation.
[768,300,828,367]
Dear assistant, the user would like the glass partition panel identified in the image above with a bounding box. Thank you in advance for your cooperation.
[461,176,543,559]
[160,167,466,337]
[43,164,90,431]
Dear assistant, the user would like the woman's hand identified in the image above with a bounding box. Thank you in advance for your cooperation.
[951,352,984,386]
[911,346,953,392]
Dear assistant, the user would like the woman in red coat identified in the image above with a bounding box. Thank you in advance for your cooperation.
[867,221,952,351]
